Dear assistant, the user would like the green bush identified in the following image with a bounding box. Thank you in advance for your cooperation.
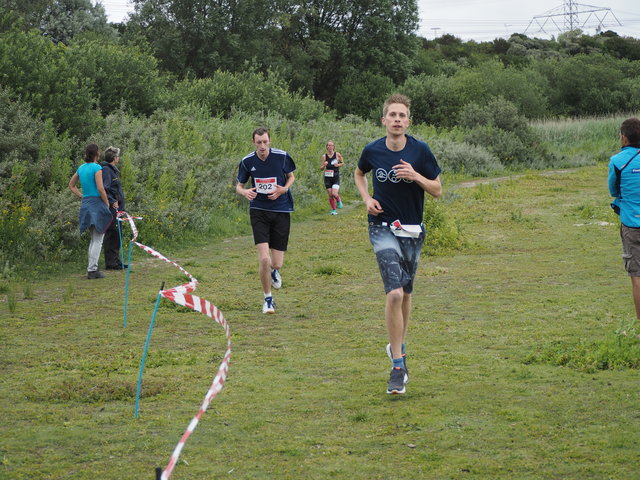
[164,70,325,122]
[0,25,99,136]
[430,138,503,177]
[334,71,394,120]
[534,54,640,117]
[422,197,465,256]
[460,97,556,167]
[67,37,165,116]
[400,73,464,127]
[400,60,549,127]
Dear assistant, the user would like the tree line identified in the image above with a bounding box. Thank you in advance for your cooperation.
[2,0,640,134]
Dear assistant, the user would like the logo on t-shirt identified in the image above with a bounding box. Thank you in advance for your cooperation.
[375,168,411,184]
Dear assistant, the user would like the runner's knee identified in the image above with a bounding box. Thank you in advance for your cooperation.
[386,288,404,305]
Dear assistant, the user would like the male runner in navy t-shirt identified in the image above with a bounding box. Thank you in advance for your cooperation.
[355,93,442,394]
[236,127,296,314]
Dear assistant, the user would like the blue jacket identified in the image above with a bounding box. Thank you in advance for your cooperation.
[79,197,112,234]
[608,145,640,227]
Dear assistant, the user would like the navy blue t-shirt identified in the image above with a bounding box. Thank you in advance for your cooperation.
[237,148,296,213]
[358,135,441,225]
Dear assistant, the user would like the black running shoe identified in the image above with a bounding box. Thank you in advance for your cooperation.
[386,367,407,394]
[386,343,409,383]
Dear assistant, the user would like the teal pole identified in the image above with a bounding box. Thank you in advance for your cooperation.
[117,217,124,268]
[135,282,164,419]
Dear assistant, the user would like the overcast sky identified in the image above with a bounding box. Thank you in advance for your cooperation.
[99,0,639,41]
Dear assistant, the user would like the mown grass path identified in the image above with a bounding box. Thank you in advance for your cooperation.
[1,164,639,479]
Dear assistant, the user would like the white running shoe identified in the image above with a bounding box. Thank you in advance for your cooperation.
[262,296,276,314]
[271,269,282,289]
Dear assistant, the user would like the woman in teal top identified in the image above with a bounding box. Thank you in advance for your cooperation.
[68,144,112,279]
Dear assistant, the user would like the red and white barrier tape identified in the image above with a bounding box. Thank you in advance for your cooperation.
[158,292,231,480]
[118,211,231,479]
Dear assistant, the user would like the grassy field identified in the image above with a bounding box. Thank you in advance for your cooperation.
[2,163,640,479]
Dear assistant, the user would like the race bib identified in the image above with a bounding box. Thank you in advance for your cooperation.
[324,170,334,178]
[255,177,277,194]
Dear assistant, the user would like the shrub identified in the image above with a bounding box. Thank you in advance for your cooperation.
[534,54,640,117]
[429,138,503,177]
[67,37,165,116]
[334,71,394,120]
[0,26,99,136]
[460,97,557,168]
[164,70,325,122]
[423,197,466,256]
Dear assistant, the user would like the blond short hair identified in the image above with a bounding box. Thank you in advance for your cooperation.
[383,93,411,117]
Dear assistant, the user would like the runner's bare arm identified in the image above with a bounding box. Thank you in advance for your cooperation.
[354,167,383,215]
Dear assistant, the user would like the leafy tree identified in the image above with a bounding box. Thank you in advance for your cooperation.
[535,54,640,116]
[127,0,276,77]
[333,71,394,120]
[0,22,98,136]
[127,0,420,106]
[67,36,165,115]
[2,0,116,43]
[601,32,640,61]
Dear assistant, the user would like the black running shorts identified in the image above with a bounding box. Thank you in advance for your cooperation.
[250,209,291,251]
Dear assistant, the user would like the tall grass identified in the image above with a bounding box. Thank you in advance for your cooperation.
[531,113,638,164]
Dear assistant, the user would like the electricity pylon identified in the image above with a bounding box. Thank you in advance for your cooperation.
[524,1,622,36]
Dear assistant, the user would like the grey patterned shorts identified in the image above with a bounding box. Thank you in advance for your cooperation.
[368,224,425,294]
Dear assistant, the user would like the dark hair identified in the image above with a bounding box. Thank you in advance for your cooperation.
[84,144,99,163]
[621,117,640,145]
[252,127,270,141]
[104,146,120,164]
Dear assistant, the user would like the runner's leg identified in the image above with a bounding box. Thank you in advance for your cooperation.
[401,292,412,343]
[385,287,405,361]
[256,242,272,294]
[271,248,285,271]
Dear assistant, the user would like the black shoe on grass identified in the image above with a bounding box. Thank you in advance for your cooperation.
[386,343,408,383]
[386,367,407,395]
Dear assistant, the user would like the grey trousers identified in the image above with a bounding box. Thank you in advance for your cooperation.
[87,227,105,272]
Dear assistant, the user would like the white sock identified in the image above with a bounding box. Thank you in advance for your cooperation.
[264,292,272,298]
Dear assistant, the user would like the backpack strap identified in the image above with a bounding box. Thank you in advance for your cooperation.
[616,149,640,199]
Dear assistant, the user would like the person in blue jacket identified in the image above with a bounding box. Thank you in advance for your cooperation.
[68,144,112,279]
[236,127,296,314]
[608,117,640,317]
